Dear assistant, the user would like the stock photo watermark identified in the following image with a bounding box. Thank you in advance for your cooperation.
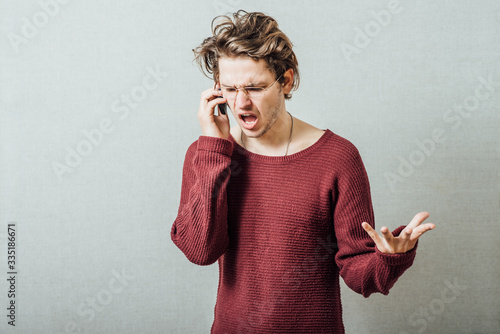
[385,72,499,192]
[340,0,403,62]
[51,65,168,182]
[212,0,242,14]
[5,222,18,327]
[7,0,73,55]
[58,268,135,334]
[212,160,242,198]
[400,277,467,334]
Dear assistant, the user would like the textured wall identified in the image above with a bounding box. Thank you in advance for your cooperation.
[0,0,498,333]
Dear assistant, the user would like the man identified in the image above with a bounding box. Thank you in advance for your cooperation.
[171,10,435,333]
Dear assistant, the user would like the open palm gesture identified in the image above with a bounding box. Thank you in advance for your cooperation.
[361,212,435,254]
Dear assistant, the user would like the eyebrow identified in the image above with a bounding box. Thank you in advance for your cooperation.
[221,81,263,88]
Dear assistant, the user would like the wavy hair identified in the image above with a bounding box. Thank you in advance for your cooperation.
[193,10,300,100]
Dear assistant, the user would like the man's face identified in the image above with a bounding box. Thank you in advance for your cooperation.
[218,56,287,139]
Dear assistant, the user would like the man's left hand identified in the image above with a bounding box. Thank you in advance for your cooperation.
[361,212,435,254]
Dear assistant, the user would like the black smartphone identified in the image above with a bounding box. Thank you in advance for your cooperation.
[217,88,227,115]
[218,100,227,115]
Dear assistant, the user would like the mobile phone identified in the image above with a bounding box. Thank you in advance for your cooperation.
[217,88,227,115]
[218,100,227,115]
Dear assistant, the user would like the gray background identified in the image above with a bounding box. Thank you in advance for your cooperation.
[0,0,499,333]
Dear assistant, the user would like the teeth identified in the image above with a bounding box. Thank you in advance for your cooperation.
[241,114,256,125]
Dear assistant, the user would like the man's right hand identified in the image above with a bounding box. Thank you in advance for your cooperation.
[198,85,230,139]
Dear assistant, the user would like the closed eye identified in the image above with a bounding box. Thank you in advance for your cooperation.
[245,87,264,92]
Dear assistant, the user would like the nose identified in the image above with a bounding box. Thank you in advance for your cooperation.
[234,89,252,110]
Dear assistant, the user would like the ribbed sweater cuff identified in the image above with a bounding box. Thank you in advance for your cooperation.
[375,225,418,266]
[197,136,233,156]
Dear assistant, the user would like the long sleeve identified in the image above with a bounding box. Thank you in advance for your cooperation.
[171,135,234,266]
[192,129,427,332]
[332,142,418,297]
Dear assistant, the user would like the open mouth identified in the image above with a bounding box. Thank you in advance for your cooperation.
[240,114,257,125]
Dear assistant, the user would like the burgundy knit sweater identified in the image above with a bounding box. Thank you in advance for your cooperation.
[171,129,418,333]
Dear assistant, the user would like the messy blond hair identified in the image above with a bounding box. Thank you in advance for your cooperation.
[193,10,300,100]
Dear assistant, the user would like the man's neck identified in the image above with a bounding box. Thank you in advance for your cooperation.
[241,110,294,156]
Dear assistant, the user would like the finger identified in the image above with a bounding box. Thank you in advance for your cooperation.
[200,88,224,105]
[361,222,382,243]
[199,91,216,115]
[380,226,394,243]
[400,227,413,241]
[208,96,227,114]
[200,87,218,99]
[407,211,430,229]
[409,223,436,241]
[199,92,226,112]
[213,84,228,116]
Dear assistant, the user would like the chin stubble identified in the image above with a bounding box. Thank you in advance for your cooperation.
[244,102,282,139]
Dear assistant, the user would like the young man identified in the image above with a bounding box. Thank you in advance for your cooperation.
[171,10,435,333]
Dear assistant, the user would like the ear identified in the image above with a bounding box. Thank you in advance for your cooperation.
[282,68,294,95]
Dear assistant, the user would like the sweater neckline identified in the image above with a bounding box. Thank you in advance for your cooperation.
[228,129,333,163]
